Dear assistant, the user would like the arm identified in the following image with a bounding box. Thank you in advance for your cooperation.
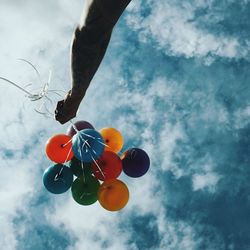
[55,0,131,124]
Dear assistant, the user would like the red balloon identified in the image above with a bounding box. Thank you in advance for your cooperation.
[91,151,122,181]
[45,134,74,163]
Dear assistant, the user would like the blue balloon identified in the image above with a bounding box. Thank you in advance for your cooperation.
[72,129,105,163]
[122,148,150,177]
[43,164,73,194]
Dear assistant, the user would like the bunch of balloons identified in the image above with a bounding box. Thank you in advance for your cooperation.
[43,120,150,212]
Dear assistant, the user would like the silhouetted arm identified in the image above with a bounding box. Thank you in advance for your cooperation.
[55,0,131,124]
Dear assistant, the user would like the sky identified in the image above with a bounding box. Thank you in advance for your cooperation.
[0,0,250,249]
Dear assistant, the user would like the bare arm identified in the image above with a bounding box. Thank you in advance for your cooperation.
[55,0,131,124]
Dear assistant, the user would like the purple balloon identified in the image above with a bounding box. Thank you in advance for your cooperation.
[67,120,94,137]
[122,148,150,178]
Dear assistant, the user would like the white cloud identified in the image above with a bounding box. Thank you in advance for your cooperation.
[47,196,133,250]
[192,172,221,192]
[0,1,244,249]
[233,106,250,129]
[126,0,247,60]
[0,1,84,248]
[0,148,45,250]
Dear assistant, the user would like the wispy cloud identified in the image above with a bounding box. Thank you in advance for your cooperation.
[126,0,250,61]
[1,0,250,249]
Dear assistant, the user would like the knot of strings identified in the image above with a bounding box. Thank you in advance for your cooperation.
[0,58,66,118]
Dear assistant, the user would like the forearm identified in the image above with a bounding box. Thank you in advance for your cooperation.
[71,26,112,97]
[70,0,131,96]
[55,0,131,124]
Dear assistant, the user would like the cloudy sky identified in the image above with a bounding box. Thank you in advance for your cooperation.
[0,0,250,249]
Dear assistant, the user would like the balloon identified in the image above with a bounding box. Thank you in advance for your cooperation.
[92,151,122,181]
[69,157,93,178]
[43,164,73,194]
[45,134,74,163]
[71,176,100,205]
[67,120,94,137]
[99,127,123,153]
[121,148,150,177]
[72,129,104,162]
[98,179,129,211]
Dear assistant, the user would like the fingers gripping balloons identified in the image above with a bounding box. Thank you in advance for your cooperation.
[43,120,150,212]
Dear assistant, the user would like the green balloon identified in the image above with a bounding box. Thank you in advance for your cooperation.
[69,157,93,178]
[71,176,100,205]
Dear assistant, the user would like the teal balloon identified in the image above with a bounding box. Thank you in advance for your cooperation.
[43,164,73,194]
[69,157,93,178]
[71,176,100,205]
[72,129,104,162]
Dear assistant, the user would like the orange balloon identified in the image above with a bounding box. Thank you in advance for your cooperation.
[98,179,129,211]
[99,127,123,153]
[45,134,74,163]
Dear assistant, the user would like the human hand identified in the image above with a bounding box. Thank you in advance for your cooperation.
[55,90,84,124]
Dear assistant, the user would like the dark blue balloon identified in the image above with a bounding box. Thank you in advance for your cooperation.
[72,129,104,163]
[122,148,150,177]
[43,164,73,194]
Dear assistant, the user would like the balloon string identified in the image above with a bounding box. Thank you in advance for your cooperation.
[72,126,110,149]
[54,146,73,181]
[61,138,73,148]
[77,154,92,198]
[79,130,96,139]
[78,130,111,149]
[77,132,105,179]
[63,146,73,166]
[79,140,86,183]
[84,136,107,179]
[54,166,64,181]
[0,77,33,96]
[96,140,111,149]
[90,153,105,179]
[54,162,66,181]
[85,142,105,179]
[0,61,66,119]
[18,58,43,86]
[69,120,80,134]
[54,166,64,182]
[69,119,111,152]
[74,127,104,182]
[67,121,113,181]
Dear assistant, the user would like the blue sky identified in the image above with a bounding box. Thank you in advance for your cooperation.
[0,0,250,249]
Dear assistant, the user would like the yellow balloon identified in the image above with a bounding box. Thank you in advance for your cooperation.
[99,127,123,153]
[98,179,129,211]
